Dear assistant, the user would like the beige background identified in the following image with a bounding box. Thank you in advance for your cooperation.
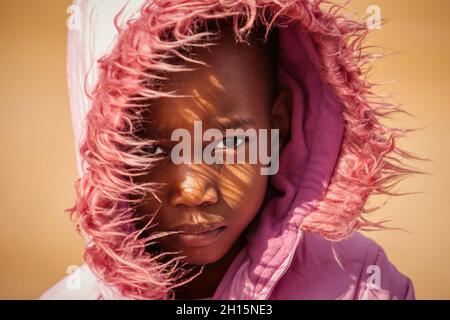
[0,0,449,299]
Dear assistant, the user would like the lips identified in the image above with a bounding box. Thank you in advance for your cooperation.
[169,223,227,247]
[170,223,227,234]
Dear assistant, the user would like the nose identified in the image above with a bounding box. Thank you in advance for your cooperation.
[169,172,219,207]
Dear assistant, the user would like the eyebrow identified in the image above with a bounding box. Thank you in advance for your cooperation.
[216,117,256,130]
[143,117,256,139]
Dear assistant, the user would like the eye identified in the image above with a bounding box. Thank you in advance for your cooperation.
[144,144,165,156]
[215,136,246,150]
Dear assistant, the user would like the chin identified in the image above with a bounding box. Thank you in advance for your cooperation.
[182,246,226,265]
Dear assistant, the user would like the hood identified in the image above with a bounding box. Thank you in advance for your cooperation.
[66,0,415,299]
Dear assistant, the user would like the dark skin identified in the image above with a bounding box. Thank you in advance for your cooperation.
[136,27,293,299]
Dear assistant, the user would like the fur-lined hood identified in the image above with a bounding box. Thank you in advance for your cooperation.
[44,0,416,299]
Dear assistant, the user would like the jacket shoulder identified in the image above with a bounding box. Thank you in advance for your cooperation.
[273,231,415,299]
[332,232,414,299]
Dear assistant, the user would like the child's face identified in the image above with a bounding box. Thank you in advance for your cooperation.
[137,30,291,265]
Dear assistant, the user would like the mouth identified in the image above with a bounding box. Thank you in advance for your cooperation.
[170,224,227,247]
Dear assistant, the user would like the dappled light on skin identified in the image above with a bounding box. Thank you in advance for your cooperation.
[208,74,227,93]
[136,110,266,264]
[218,164,258,210]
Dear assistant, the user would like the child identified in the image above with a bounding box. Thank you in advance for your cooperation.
[42,0,415,299]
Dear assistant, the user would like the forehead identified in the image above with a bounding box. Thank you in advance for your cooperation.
[142,32,273,135]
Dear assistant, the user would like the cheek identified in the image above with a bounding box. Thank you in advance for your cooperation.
[219,163,268,222]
